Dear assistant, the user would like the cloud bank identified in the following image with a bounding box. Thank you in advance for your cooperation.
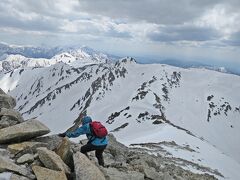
[0,0,239,64]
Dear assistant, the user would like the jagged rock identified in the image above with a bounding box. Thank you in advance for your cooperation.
[0,108,24,127]
[0,88,6,94]
[0,108,24,122]
[162,172,174,180]
[73,152,106,180]
[0,156,35,179]
[32,165,67,180]
[0,148,9,157]
[0,94,16,109]
[102,167,144,180]
[10,174,31,180]
[8,141,48,155]
[70,142,83,153]
[105,134,128,162]
[30,159,44,168]
[55,137,73,170]
[0,119,50,144]
[127,152,160,172]
[17,154,35,164]
[37,147,70,174]
[0,115,19,129]
[33,135,62,150]
[143,166,163,180]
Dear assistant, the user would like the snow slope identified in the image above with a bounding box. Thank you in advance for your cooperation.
[0,57,240,179]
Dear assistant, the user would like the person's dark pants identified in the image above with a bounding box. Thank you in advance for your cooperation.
[80,143,107,166]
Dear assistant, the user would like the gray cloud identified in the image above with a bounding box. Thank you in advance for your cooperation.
[77,0,239,24]
[222,31,240,46]
[147,25,220,42]
[0,0,239,50]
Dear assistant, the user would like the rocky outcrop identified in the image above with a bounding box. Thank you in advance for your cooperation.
[32,165,67,180]
[0,119,50,144]
[73,152,106,180]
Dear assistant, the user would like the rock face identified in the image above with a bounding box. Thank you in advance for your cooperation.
[32,165,67,180]
[74,152,106,180]
[37,147,70,174]
[0,119,50,144]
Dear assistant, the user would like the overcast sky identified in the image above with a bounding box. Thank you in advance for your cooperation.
[0,0,239,66]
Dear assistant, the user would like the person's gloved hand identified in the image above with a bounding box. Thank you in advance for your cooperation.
[58,132,66,137]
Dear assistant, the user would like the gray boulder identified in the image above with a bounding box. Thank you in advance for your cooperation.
[10,174,31,180]
[102,167,144,180]
[37,147,70,174]
[0,115,19,129]
[0,94,16,109]
[55,137,73,170]
[143,166,164,180]
[0,119,50,144]
[73,152,106,180]
[7,141,48,156]
[17,153,35,164]
[32,165,67,180]
[0,156,34,179]
[0,148,9,157]
[105,134,129,163]
[33,135,63,151]
[0,108,25,128]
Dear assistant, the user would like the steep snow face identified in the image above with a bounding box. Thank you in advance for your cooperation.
[1,57,240,179]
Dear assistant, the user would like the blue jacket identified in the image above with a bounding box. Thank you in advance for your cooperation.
[66,123,108,146]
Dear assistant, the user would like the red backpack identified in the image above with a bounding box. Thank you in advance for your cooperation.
[90,121,108,138]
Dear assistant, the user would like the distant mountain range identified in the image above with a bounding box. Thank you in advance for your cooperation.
[158,59,240,76]
[0,42,119,60]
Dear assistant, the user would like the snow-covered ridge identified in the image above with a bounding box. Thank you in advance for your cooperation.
[0,48,115,71]
[1,55,240,179]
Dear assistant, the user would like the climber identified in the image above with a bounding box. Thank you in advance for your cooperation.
[58,116,108,167]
